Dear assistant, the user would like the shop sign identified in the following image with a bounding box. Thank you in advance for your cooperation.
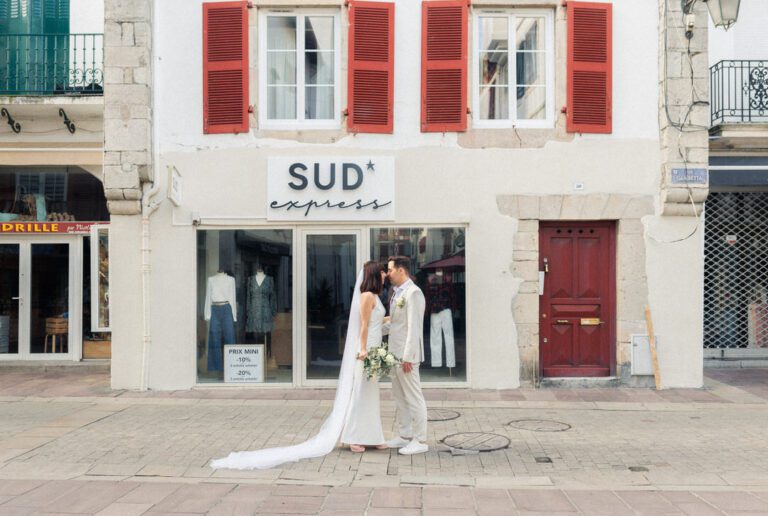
[267,157,395,221]
[224,344,265,383]
[0,221,99,234]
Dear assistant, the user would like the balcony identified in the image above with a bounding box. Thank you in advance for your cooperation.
[0,33,103,96]
[710,60,768,151]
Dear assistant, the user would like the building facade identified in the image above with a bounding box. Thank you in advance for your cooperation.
[101,0,710,391]
[0,0,109,363]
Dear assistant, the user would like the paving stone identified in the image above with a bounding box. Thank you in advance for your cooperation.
[422,486,474,508]
[694,491,768,512]
[115,482,183,504]
[615,490,680,513]
[564,490,631,515]
[2,480,83,508]
[366,509,420,516]
[41,481,138,514]
[150,483,236,513]
[94,503,154,516]
[508,489,577,512]
[371,486,421,508]
[0,479,45,496]
[256,495,324,514]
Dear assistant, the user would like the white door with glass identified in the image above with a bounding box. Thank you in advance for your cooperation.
[299,230,363,385]
[0,238,80,360]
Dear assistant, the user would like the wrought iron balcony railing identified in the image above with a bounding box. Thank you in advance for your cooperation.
[0,33,103,96]
[711,60,768,126]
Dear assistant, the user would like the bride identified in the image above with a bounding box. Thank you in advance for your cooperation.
[211,261,388,470]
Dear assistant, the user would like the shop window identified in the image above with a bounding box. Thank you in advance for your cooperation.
[197,230,293,384]
[371,227,467,382]
[473,10,554,128]
[258,10,341,129]
[90,225,109,332]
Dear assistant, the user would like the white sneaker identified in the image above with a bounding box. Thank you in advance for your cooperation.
[386,436,411,448]
[398,440,428,455]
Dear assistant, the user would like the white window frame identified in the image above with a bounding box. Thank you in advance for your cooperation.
[90,224,110,333]
[472,9,555,129]
[258,9,342,130]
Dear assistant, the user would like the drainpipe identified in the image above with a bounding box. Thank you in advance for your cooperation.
[138,0,162,392]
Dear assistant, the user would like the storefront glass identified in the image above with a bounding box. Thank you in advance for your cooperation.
[0,244,20,355]
[197,230,294,384]
[30,243,69,354]
[305,233,357,380]
[371,227,467,382]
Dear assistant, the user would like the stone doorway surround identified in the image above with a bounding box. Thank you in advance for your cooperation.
[497,194,655,386]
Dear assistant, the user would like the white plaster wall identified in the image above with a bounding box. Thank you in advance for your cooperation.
[154,0,659,150]
[708,0,768,65]
[70,0,104,33]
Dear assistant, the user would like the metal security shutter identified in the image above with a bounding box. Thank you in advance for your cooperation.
[704,192,768,349]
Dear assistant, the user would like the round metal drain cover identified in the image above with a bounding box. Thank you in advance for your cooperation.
[428,409,460,421]
[508,419,571,432]
[441,432,510,452]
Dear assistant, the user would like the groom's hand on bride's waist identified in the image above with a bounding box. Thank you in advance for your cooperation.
[402,361,413,373]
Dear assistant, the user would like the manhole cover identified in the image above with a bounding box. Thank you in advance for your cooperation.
[428,409,460,421]
[508,419,571,432]
[441,432,510,452]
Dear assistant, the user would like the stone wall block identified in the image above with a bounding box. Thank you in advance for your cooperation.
[513,231,538,252]
[560,195,586,219]
[104,165,140,190]
[513,294,540,324]
[580,193,610,219]
[539,195,563,220]
[517,220,538,233]
[518,196,540,220]
[513,260,540,282]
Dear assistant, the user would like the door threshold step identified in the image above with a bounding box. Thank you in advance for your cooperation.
[0,360,109,373]
[539,377,620,389]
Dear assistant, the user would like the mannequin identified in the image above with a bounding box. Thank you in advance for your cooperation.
[247,261,277,359]
[427,269,456,374]
[204,269,237,374]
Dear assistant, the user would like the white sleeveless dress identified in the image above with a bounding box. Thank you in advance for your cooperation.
[340,296,386,445]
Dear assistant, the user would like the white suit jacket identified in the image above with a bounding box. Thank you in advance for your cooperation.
[384,282,426,363]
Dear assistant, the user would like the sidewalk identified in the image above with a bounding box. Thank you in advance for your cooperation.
[0,368,766,515]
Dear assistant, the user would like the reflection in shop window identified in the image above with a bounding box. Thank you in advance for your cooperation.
[371,227,466,382]
[197,230,293,384]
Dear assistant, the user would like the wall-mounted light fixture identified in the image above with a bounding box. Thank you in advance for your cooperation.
[683,0,741,32]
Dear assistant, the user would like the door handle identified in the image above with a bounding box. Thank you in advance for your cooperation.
[11,296,21,300]
[556,319,570,324]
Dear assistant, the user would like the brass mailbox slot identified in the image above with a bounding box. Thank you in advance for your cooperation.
[580,318,601,326]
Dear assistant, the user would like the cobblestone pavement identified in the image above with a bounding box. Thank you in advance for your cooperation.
[0,369,766,514]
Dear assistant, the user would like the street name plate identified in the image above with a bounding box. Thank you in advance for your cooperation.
[671,168,708,184]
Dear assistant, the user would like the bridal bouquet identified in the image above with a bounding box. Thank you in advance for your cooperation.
[363,345,401,380]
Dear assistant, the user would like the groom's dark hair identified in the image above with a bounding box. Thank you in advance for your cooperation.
[388,255,411,273]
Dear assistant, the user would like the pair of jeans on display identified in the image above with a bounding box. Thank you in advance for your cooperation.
[208,303,235,372]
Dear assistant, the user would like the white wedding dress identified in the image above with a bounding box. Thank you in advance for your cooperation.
[210,270,382,470]
[341,296,386,446]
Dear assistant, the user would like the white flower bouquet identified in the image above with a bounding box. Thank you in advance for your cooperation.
[363,345,401,380]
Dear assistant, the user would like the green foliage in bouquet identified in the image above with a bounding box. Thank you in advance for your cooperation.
[363,345,401,380]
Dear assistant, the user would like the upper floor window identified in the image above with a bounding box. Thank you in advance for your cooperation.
[258,10,341,130]
[473,10,554,128]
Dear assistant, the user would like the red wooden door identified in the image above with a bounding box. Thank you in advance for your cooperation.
[539,221,616,377]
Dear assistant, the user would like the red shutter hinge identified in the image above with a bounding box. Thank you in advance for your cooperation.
[248,105,254,113]
[342,108,349,117]
[246,1,254,8]
[561,1,567,7]
[466,107,471,114]
[561,106,567,114]
[344,0,351,6]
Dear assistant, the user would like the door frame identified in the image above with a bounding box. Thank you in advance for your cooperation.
[297,227,366,387]
[0,235,82,361]
[538,220,617,378]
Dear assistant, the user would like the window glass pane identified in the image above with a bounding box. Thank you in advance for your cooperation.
[305,16,334,51]
[30,244,69,354]
[267,16,297,50]
[197,230,294,384]
[516,17,544,51]
[305,234,356,380]
[479,85,509,120]
[517,85,546,120]
[305,51,334,85]
[305,86,334,119]
[267,51,296,85]
[479,51,508,86]
[478,17,508,51]
[268,86,297,119]
[0,244,20,355]
[371,227,467,383]
[515,51,544,86]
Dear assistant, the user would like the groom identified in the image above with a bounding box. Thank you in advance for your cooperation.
[384,256,428,455]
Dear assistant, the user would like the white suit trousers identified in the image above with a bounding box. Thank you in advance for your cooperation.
[391,365,428,442]
[430,309,455,368]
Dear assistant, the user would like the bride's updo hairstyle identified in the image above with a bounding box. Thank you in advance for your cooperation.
[360,260,385,295]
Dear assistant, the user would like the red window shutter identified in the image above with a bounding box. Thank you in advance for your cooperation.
[203,1,249,134]
[566,1,612,133]
[421,0,468,132]
[348,1,395,133]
